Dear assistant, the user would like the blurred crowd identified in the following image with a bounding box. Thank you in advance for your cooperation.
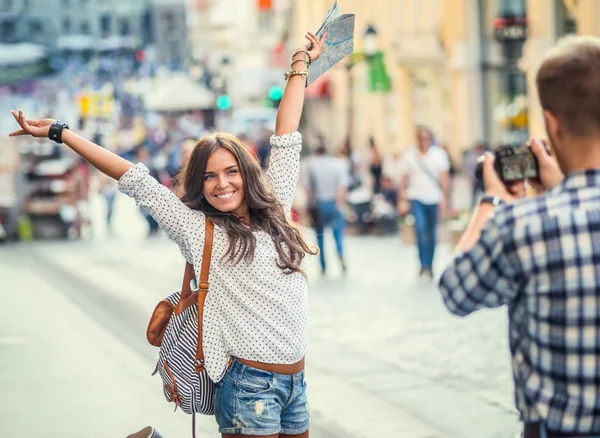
[1,54,487,251]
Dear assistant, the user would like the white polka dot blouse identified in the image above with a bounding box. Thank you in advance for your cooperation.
[117,131,308,382]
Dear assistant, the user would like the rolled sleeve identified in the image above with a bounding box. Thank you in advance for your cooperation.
[117,163,204,264]
[266,132,302,213]
[438,215,520,316]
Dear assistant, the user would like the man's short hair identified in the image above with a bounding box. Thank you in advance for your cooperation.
[537,35,600,136]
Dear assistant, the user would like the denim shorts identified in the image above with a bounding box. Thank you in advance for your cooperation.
[213,358,310,436]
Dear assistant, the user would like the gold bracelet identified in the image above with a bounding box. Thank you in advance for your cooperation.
[291,59,310,69]
[292,50,312,64]
[284,70,309,81]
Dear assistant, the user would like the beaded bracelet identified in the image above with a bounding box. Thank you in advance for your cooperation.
[292,49,312,65]
[284,70,308,81]
[291,59,310,70]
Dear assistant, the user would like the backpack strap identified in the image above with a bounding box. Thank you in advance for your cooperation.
[194,218,214,373]
[179,262,196,300]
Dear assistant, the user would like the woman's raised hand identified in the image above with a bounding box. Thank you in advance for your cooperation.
[9,110,55,138]
[298,31,327,63]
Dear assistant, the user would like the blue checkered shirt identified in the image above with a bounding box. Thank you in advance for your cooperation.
[439,170,600,433]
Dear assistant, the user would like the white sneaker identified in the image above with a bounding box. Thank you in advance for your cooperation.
[126,426,163,438]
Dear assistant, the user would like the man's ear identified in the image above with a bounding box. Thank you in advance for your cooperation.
[543,110,562,142]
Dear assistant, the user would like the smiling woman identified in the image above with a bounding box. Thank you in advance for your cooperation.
[9,29,327,438]
[175,131,314,270]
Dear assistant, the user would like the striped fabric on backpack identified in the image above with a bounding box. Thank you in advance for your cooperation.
[146,218,215,417]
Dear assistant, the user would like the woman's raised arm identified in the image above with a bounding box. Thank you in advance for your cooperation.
[9,110,203,263]
[275,31,326,136]
[265,31,327,213]
[9,110,132,180]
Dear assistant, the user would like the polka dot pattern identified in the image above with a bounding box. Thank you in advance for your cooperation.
[118,131,307,383]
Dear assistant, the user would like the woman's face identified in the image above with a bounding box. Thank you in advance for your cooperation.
[203,147,248,217]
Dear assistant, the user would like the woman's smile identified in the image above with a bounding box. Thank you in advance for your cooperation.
[212,191,237,202]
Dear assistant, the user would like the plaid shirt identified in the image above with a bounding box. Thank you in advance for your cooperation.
[439,170,600,433]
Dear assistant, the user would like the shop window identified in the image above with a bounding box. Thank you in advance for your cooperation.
[479,0,529,146]
[555,0,577,37]
[119,18,130,36]
[63,17,72,33]
[497,0,526,16]
[100,14,112,35]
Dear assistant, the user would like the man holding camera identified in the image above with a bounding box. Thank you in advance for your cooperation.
[439,36,600,438]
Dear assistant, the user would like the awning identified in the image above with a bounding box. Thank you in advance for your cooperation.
[97,36,136,51]
[0,43,46,66]
[57,35,97,51]
[144,74,215,112]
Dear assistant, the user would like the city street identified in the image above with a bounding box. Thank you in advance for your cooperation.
[0,192,522,438]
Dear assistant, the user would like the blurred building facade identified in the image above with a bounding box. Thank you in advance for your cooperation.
[1,0,153,46]
[187,0,292,111]
[289,0,587,161]
[151,0,187,67]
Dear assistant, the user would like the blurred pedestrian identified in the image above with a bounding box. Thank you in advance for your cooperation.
[256,126,273,169]
[9,28,326,438]
[307,142,348,275]
[382,150,404,187]
[463,142,487,207]
[398,125,450,279]
[368,136,383,194]
[135,146,160,237]
[98,171,118,234]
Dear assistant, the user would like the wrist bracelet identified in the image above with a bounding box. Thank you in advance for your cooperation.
[48,120,70,144]
[291,59,310,69]
[292,50,312,65]
[284,70,308,81]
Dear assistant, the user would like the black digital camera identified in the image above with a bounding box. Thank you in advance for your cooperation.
[476,143,539,188]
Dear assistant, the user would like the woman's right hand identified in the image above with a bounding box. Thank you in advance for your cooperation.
[9,110,55,138]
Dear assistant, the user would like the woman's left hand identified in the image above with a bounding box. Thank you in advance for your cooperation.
[295,31,327,64]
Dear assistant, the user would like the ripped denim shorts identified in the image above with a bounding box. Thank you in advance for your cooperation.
[213,358,310,436]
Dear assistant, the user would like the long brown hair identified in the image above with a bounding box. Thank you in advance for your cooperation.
[177,132,317,274]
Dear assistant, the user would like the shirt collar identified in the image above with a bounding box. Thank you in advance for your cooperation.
[552,169,600,193]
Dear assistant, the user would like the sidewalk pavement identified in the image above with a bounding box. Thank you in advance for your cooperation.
[0,190,523,438]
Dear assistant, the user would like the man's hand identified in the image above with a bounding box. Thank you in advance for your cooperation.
[527,138,564,194]
[481,153,527,202]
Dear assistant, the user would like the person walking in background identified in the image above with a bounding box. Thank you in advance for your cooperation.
[307,142,348,275]
[98,171,118,234]
[257,126,273,169]
[165,137,198,182]
[368,136,383,194]
[382,150,404,187]
[398,125,450,279]
[135,146,161,237]
[463,142,487,207]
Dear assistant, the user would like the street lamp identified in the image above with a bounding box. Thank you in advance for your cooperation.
[345,24,384,157]
[493,0,528,143]
[363,25,378,58]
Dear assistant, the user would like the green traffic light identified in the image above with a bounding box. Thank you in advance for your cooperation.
[216,95,231,110]
[268,86,284,101]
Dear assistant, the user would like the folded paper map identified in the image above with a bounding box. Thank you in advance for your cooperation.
[307,1,355,87]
